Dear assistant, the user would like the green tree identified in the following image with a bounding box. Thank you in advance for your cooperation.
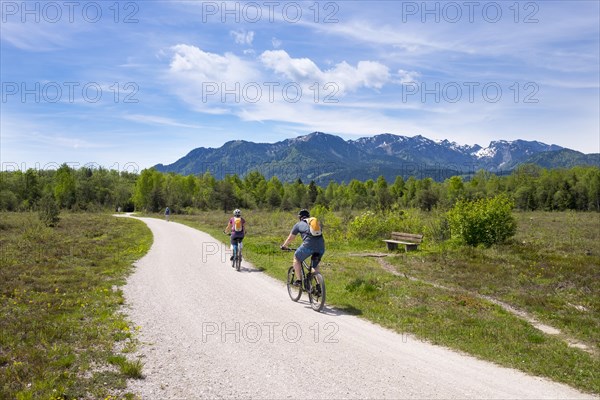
[445,176,464,205]
[404,177,417,207]
[54,164,77,208]
[75,167,96,209]
[468,169,492,199]
[390,176,405,205]
[38,192,60,227]
[375,176,392,210]
[214,180,236,213]
[0,190,18,211]
[133,169,165,212]
[288,179,307,208]
[585,168,600,211]
[24,169,41,208]
[347,179,368,209]
[415,178,438,211]
[265,176,283,209]
[513,185,535,211]
[244,171,267,207]
[447,194,517,247]
[308,180,318,206]
[196,172,216,209]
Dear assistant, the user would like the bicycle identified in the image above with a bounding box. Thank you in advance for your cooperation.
[281,247,326,312]
[224,233,243,271]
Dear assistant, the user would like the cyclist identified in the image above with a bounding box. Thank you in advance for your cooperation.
[281,209,325,285]
[165,206,170,222]
[224,209,246,262]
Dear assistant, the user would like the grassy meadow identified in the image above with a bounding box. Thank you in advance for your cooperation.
[0,212,152,399]
[1,208,598,397]
[169,209,599,394]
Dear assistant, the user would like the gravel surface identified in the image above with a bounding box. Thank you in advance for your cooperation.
[121,216,596,399]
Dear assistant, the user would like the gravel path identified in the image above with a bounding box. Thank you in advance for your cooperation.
[121,216,596,399]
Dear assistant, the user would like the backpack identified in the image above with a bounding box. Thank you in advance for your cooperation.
[305,217,322,236]
[233,217,243,232]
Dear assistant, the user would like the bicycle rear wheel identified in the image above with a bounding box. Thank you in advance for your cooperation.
[236,253,242,271]
[287,266,302,301]
[308,273,326,312]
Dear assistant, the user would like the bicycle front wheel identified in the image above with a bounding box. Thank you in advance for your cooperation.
[287,266,302,302]
[308,273,326,312]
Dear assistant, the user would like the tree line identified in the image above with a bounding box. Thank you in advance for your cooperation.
[1,163,599,213]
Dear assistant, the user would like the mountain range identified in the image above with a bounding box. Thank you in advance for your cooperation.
[154,132,599,184]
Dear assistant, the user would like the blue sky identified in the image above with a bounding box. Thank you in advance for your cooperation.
[1,0,599,171]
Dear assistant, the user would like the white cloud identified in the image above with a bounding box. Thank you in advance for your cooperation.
[396,69,420,84]
[122,114,203,128]
[314,4,600,80]
[169,44,259,83]
[165,46,401,136]
[260,50,391,93]
[260,50,321,80]
[167,44,261,113]
[230,29,255,46]
[237,101,424,139]
[271,37,282,48]
[0,19,81,51]
[334,60,390,90]
[168,46,392,113]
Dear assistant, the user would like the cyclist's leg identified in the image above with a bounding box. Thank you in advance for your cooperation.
[294,246,312,281]
[292,257,302,283]
[230,237,238,260]
[237,237,244,257]
[311,249,325,274]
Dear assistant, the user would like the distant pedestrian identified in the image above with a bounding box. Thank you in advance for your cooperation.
[165,207,171,222]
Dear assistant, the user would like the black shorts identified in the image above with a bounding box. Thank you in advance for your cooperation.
[230,235,244,245]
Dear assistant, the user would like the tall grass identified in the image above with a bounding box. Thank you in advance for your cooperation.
[0,212,152,399]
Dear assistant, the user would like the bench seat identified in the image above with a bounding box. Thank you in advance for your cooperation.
[383,232,423,251]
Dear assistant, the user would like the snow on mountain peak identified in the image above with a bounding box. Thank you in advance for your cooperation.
[475,146,497,159]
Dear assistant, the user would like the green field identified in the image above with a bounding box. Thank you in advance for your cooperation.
[0,213,152,399]
[1,209,598,397]
[171,209,600,394]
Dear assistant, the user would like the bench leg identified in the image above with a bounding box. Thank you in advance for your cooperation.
[405,244,418,252]
[386,242,398,251]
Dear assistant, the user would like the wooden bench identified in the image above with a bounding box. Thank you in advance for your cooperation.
[383,232,423,251]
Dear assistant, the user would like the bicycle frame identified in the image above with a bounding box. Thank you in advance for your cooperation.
[232,238,243,271]
[225,231,243,271]
[232,238,243,257]
[299,254,320,289]
[284,248,326,312]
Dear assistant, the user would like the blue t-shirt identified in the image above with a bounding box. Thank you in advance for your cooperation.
[291,219,325,251]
